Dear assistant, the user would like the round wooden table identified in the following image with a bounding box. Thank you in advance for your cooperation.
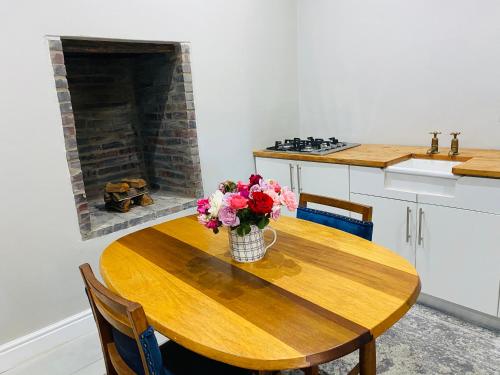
[100,215,420,374]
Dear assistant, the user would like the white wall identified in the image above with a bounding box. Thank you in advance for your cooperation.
[297,0,500,149]
[0,0,298,344]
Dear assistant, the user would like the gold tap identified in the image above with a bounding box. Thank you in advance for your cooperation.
[449,132,461,156]
[427,131,441,154]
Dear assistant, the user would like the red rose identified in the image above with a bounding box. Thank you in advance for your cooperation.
[248,192,274,215]
[249,174,262,187]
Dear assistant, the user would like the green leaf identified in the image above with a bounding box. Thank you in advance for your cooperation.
[243,224,251,235]
[257,216,269,229]
[236,226,244,236]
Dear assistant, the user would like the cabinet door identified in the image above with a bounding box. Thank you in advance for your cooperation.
[255,157,296,216]
[297,161,350,215]
[351,193,417,265]
[416,204,500,316]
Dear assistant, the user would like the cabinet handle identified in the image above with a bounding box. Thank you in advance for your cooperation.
[406,207,412,243]
[297,164,302,193]
[418,208,424,245]
[289,163,295,192]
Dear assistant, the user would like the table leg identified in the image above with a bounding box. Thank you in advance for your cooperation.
[359,338,376,375]
[303,365,319,375]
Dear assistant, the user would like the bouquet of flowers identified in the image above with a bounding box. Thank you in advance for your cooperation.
[197,174,298,236]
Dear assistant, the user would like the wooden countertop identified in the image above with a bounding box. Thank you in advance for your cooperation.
[253,144,500,178]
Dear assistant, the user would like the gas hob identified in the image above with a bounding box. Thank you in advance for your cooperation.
[266,137,360,156]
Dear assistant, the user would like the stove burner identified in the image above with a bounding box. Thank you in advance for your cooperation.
[266,137,360,155]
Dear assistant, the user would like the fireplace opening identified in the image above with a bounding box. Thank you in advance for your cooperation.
[50,38,203,239]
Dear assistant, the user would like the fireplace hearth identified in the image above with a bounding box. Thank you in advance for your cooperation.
[49,37,203,239]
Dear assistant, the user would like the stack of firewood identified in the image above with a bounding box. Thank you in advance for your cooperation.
[104,178,154,212]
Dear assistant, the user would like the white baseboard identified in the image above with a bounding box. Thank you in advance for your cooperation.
[0,309,95,373]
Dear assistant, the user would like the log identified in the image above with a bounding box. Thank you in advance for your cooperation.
[105,198,132,213]
[139,193,154,206]
[104,192,112,203]
[122,178,147,189]
[105,182,130,193]
[103,178,153,212]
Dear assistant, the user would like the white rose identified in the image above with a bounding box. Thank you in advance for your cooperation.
[208,190,224,217]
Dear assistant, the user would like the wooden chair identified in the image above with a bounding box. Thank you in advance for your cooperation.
[79,263,251,375]
[297,192,373,241]
[297,193,374,375]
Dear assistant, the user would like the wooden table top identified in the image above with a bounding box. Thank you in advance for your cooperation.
[100,215,420,370]
[253,144,500,178]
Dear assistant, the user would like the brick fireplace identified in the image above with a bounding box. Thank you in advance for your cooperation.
[49,38,203,239]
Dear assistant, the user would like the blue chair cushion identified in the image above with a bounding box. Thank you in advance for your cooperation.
[297,206,373,241]
[112,326,167,375]
[112,326,249,375]
[161,340,251,375]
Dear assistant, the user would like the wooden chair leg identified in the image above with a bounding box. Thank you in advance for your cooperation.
[303,365,319,375]
[347,363,360,375]
[359,338,376,375]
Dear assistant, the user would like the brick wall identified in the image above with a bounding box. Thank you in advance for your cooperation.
[136,45,202,197]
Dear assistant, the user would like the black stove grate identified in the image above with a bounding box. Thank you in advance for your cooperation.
[266,137,360,155]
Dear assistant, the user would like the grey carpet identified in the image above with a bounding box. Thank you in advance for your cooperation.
[284,304,500,375]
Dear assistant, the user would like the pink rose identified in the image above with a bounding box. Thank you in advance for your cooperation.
[271,206,281,220]
[237,180,249,191]
[218,206,240,227]
[229,194,248,210]
[267,179,281,193]
[280,187,298,211]
[259,179,270,190]
[237,181,250,198]
[197,198,210,214]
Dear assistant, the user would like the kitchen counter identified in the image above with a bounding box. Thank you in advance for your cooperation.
[253,144,500,178]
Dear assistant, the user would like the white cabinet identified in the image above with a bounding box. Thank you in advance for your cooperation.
[254,157,295,191]
[351,193,417,265]
[352,191,500,317]
[416,204,500,316]
[297,161,349,198]
[254,158,296,216]
[255,157,350,216]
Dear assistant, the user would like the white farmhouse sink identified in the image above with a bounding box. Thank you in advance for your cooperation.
[386,158,462,179]
[385,158,463,197]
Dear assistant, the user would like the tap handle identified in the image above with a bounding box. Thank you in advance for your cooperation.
[450,132,461,138]
[429,131,442,137]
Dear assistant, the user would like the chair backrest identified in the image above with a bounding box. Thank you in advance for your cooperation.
[79,263,165,375]
[297,193,374,241]
[299,192,373,221]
